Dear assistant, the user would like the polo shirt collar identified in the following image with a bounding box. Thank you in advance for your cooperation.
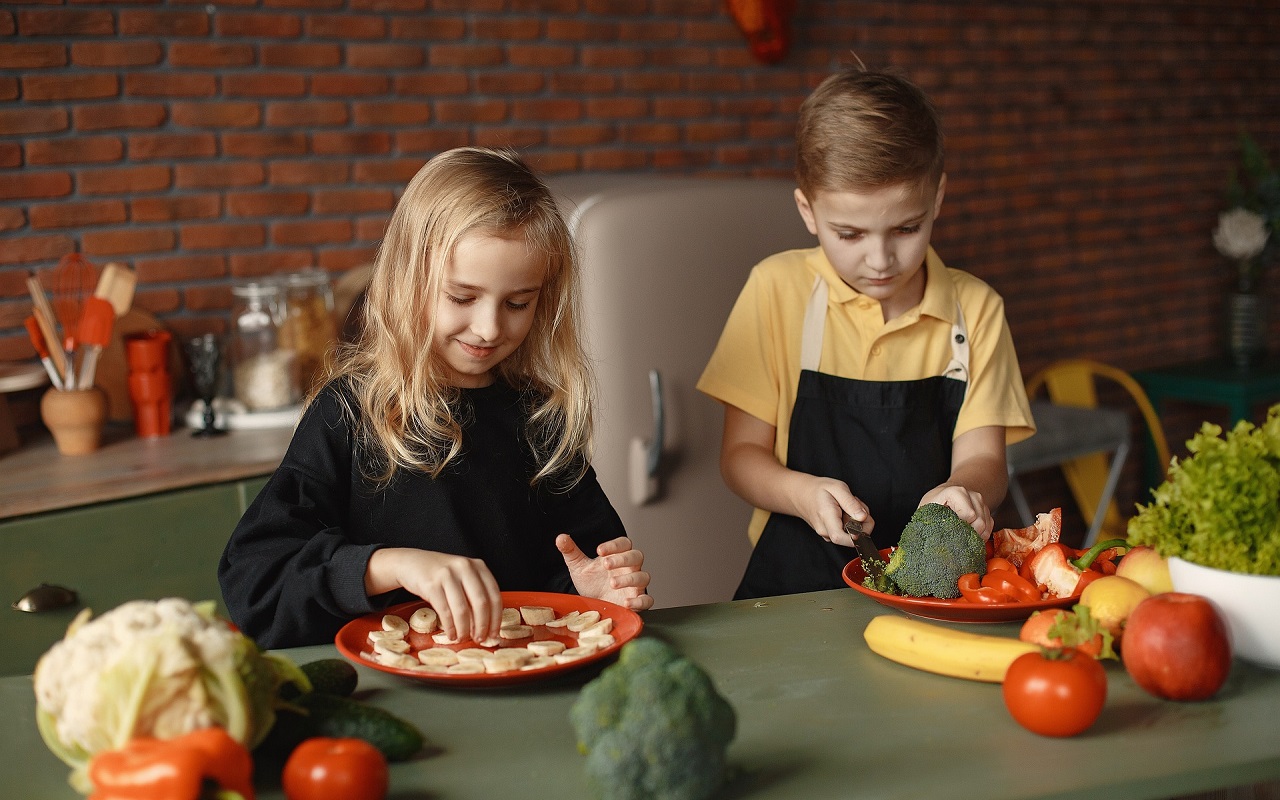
[809,246,958,324]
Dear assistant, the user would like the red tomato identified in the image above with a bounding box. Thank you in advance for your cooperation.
[283,737,389,800]
[1002,648,1107,737]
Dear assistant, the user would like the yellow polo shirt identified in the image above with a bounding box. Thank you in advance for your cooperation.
[697,245,1035,544]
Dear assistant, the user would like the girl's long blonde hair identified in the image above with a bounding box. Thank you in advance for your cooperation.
[324,147,594,489]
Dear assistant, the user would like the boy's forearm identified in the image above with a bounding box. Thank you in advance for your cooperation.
[720,440,807,517]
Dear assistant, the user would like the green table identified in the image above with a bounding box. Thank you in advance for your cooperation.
[1135,355,1280,487]
[5,590,1280,799]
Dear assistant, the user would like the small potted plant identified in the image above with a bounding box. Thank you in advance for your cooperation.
[1127,405,1280,669]
[1215,133,1279,367]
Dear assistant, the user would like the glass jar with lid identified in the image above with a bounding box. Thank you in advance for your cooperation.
[278,269,337,395]
[229,280,300,411]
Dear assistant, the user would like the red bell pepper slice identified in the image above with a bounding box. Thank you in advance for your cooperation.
[958,573,1011,604]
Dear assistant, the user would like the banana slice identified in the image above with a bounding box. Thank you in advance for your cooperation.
[578,634,616,651]
[477,636,503,648]
[446,661,485,675]
[417,647,461,667]
[486,648,532,668]
[380,653,420,669]
[546,611,580,628]
[409,607,439,634]
[520,606,555,626]
[500,624,533,640]
[579,618,613,637]
[455,647,492,661]
[553,646,595,664]
[526,639,567,657]
[382,614,410,634]
[368,629,405,644]
[410,663,450,674]
[501,608,521,627]
[432,631,463,645]
[520,655,557,671]
[567,610,602,632]
[373,638,411,656]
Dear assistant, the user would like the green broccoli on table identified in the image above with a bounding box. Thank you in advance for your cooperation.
[882,503,987,598]
[570,638,736,800]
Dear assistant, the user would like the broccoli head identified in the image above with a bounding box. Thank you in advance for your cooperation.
[570,638,736,800]
[884,503,986,598]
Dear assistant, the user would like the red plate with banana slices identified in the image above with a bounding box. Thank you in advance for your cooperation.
[335,591,644,687]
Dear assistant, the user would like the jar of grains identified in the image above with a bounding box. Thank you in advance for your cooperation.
[229,280,300,411]
[278,269,337,395]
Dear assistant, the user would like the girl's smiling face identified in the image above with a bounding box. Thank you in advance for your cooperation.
[795,176,945,321]
[433,231,546,388]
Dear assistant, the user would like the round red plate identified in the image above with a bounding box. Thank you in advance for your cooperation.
[335,591,643,687]
[842,551,1075,623]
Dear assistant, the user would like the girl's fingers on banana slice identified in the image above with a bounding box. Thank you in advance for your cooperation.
[410,607,439,634]
[501,608,521,627]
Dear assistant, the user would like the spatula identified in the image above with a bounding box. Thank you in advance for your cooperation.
[75,296,115,389]
[94,262,137,318]
[24,316,64,390]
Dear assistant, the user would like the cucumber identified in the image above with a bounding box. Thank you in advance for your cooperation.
[300,658,360,697]
[297,691,425,762]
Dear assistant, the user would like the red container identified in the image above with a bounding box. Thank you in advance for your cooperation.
[124,329,172,374]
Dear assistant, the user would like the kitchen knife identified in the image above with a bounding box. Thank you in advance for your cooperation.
[844,517,886,581]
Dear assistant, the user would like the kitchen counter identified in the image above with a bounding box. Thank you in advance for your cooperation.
[4,589,1279,799]
[0,423,293,520]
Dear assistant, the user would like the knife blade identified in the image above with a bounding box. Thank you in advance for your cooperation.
[844,517,885,581]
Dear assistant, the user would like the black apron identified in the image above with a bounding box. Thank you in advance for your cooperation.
[734,275,969,599]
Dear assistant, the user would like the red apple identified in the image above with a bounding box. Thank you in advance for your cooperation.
[1122,592,1232,701]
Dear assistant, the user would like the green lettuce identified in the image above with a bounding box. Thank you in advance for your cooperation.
[1127,405,1280,575]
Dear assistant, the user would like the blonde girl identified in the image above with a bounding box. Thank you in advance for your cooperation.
[220,148,653,649]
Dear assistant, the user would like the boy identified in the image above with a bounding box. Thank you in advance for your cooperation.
[697,68,1035,599]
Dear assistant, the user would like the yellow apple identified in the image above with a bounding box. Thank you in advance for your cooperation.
[1115,545,1173,595]
[1079,575,1151,640]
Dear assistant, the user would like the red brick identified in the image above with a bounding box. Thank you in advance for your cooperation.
[317,246,378,272]
[181,222,266,250]
[0,107,69,136]
[271,219,352,246]
[435,100,507,125]
[79,166,171,195]
[353,0,427,10]
[0,77,13,101]
[307,14,386,39]
[0,43,67,68]
[396,129,470,153]
[347,43,423,68]
[525,152,578,174]
[354,217,389,241]
[23,74,118,102]
[581,46,644,69]
[268,161,349,186]
[549,73,615,94]
[352,102,430,126]
[621,72,682,93]
[620,122,679,144]
[474,127,544,149]
[125,73,217,98]
[314,74,391,97]
[128,133,218,161]
[550,125,619,148]
[688,121,743,143]
[27,136,123,166]
[18,10,114,36]
[226,190,310,217]
[167,42,256,67]
[473,17,541,39]
[546,18,618,40]
[74,103,166,132]
[28,200,124,231]
[136,254,226,283]
[653,148,714,170]
[265,0,344,8]
[82,228,176,257]
[119,10,209,36]
[0,142,20,167]
[0,172,72,201]
[393,73,468,96]
[390,16,465,39]
[508,45,575,69]
[581,149,647,171]
[476,72,545,94]
[171,102,260,129]
[312,188,395,214]
[653,97,714,117]
[174,162,265,190]
[427,44,503,68]
[0,207,26,232]
[265,101,347,127]
[71,41,163,68]
[618,20,680,41]
[260,42,341,68]
[222,131,308,158]
[0,234,75,265]
[312,131,392,156]
[352,158,425,185]
[224,73,307,98]
[131,195,222,223]
[586,97,648,120]
[215,13,302,38]
[0,12,13,37]
[230,250,313,278]
[183,284,233,313]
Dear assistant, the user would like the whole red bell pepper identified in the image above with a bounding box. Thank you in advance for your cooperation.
[88,727,255,800]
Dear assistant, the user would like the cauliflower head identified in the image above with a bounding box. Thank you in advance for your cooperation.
[33,598,306,793]
[884,503,987,598]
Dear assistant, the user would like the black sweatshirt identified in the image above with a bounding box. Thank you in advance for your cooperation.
[218,379,625,648]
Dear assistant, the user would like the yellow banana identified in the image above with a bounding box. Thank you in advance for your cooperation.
[863,614,1039,682]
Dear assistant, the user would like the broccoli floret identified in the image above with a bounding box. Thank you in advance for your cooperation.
[570,638,736,800]
[860,556,900,595]
[883,503,987,598]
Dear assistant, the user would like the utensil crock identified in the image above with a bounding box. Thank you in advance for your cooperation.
[40,386,107,455]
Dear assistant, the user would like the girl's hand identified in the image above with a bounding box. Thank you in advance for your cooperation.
[920,485,993,541]
[364,547,503,642]
[791,476,874,547]
[557,534,654,612]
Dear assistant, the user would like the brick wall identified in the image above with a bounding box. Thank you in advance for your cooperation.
[2,0,1279,529]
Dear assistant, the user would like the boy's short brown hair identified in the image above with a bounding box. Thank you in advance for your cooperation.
[795,68,944,197]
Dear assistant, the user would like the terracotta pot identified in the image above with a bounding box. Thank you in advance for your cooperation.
[40,387,107,455]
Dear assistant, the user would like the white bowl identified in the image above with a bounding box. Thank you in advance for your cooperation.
[1168,556,1280,670]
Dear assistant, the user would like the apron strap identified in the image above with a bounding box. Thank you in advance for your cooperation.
[800,276,971,382]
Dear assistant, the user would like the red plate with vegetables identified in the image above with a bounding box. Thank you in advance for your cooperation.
[335,591,643,687]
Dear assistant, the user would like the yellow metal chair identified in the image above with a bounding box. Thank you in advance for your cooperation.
[1024,359,1172,541]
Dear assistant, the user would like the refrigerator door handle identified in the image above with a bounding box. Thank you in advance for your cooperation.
[628,369,664,506]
